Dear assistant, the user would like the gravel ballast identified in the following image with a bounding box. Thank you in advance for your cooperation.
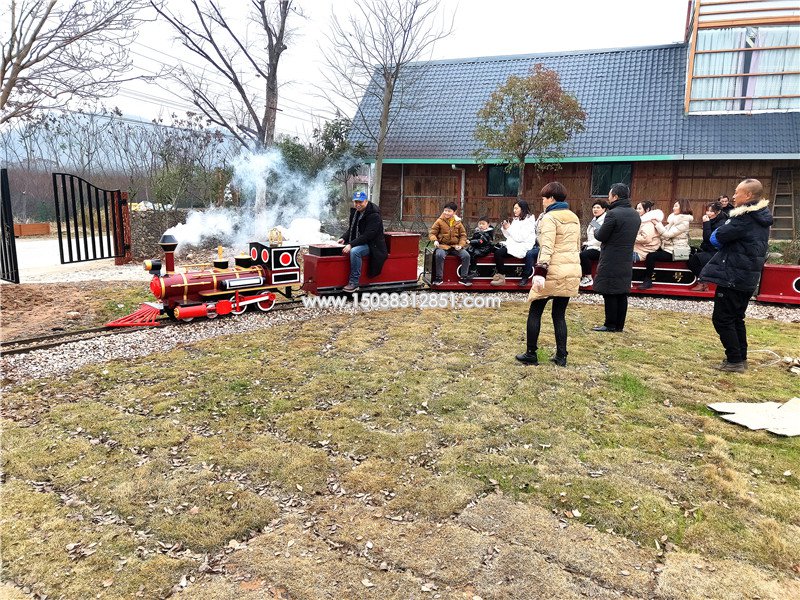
[2,286,798,387]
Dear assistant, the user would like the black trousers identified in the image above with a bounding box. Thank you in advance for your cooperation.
[712,286,751,363]
[527,296,569,358]
[687,251,715,277]
[495,245,537,277]
[643,248,673,280]
[602,293,629,331]
[579,248,600,276]
[467,246,490,272]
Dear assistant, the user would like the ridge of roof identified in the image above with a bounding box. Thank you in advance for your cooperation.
[413,42,687,67]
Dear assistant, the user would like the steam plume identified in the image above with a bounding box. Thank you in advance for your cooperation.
[165,147,343,253]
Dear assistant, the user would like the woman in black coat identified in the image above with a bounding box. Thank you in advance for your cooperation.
[591,183,640,332]
[688,201,725,291]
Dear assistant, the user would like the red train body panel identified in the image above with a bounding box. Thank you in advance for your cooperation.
[110,231,800,327]
[427,251,800,305]
[755,264,800,304]
[302,232,420,294]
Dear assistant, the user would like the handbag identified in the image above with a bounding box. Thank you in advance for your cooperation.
[672,246,691,261]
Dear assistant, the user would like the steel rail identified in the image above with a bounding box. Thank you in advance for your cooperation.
[0,300,303,357]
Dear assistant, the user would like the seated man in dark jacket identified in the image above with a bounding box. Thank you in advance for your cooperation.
[699,179,773,372]
[338,192,388,292]
[688,201,725,291]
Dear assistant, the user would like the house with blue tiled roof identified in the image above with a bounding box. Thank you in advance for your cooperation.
[350,0,799,239]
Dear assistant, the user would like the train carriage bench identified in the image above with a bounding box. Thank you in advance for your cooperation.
[426,250,800,303]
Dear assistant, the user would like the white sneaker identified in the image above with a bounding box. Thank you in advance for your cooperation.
[580,275,593,287]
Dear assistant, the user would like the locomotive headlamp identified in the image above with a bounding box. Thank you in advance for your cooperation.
[144,259,162,275]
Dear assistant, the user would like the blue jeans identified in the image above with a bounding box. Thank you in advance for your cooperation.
[523,247,539,278]
[348,244,370,286]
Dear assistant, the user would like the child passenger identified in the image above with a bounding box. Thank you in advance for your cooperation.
[429,201,471,286]
[466,216,494,278]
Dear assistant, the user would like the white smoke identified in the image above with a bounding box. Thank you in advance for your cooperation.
[165,146,343,253]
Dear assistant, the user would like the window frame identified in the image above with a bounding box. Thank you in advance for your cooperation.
[486,165,520,197]
[684,1,800,114]
[590,163,633,198]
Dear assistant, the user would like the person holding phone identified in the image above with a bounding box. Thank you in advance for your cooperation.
[491,200,537,286]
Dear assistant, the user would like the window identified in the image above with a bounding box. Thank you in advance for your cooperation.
[687,23,800,113]
[591,163,632,197]
[487,165,519,196]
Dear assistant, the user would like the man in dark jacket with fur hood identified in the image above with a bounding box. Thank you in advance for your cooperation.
[338,192,388,292]
[700,179,773,373]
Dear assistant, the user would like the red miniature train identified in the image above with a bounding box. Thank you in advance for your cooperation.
[428,248,800,305]
[108,234,302,326]
[107,230,800,327]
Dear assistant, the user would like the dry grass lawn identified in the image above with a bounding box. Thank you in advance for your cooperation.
[2,301,799,599]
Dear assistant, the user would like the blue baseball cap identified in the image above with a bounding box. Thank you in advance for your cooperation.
[352,191,368,202]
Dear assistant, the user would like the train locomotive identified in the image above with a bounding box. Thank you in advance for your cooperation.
[108,233,302,326]
[107,229,800,327]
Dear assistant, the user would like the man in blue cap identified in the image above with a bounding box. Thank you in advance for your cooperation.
[338,192,388,292]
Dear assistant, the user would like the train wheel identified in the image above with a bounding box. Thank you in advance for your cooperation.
[230,296,248,315]
[181,317,194,322]
[207,312,218,319]
[256,296,275,312]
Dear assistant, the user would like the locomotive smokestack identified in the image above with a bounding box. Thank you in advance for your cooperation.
[159,233,178,273]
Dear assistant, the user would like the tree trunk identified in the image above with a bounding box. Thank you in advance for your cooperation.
[373,80,394,206]
[517,158,526,201]
[264,70,279,148]
[373,151,384,206]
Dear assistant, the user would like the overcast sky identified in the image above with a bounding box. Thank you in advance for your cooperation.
[116,0,691,138]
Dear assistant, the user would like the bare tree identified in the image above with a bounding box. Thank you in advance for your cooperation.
[322,0,452,205]
[151,0,295,150]
[0,0,153,124]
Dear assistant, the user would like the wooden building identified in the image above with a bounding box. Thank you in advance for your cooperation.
[352,0,800,239]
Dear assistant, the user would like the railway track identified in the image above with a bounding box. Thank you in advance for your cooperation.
[0,300,304,357]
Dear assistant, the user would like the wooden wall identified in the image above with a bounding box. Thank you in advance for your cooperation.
[379,159,799,237]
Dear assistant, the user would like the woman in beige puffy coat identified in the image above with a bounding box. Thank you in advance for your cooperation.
[515,182,581,367]
[633,201,664,261]
[638,199,694,290]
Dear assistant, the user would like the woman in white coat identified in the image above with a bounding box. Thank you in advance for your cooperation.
[579,200,607,287]
[491,200,537,286]
[638,199,694,290]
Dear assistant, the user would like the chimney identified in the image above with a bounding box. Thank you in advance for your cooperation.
[159,233,178,273]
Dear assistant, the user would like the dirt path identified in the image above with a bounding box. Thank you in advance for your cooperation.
[0,282,146,340]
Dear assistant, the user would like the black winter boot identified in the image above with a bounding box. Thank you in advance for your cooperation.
[515,351,539,365]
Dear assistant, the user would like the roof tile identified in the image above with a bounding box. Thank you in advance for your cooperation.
[350,44,799,160]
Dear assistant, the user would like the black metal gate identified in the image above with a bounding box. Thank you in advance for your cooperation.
[52,172,127,263]
[1,168,20,284]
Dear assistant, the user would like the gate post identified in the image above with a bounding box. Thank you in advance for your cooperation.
[1,168,20,283]
[114,191,133,265]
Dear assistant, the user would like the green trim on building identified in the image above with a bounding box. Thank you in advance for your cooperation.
[371,155,682,165]
[366,154,797,164]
